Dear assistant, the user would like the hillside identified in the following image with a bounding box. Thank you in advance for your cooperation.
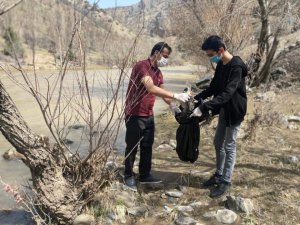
[106,0,179,38]
[0,0,160,68]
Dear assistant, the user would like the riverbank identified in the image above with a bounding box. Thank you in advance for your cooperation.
[91,86,300,225]
[0,65,199,224]
[0,67,299,224]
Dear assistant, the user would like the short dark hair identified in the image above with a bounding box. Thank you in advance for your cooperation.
[202,36,226,52]
[151,42,172,56]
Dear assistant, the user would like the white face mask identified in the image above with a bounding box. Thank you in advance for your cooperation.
[157,56,168,67]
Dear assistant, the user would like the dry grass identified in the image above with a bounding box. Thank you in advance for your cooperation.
[101,89,300,225]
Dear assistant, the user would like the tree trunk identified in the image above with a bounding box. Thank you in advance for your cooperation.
[251,32,280,87]
[0,80,80,224]
[257,0,271,56]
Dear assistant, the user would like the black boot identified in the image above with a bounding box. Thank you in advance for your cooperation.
[202,173,222,188]
[209,181,231,198]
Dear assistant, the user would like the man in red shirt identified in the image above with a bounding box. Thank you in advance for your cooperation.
[124,42,190,190]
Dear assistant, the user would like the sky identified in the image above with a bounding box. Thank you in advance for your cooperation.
[89,0,140,9]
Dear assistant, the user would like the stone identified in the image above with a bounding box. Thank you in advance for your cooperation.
[107,212,117,221]
[175,216,197,225]
[170,139,177,149]
[254,91,276,102]
[271,67,287,80]
[203,211,217,218]
[285,155,299,165]
[161,193,168,199]
[237,128,246,139]
[105,161,119,172]
[2,148,25,160]
[287,124,298,130]
[156,144,174,151]
[73,214,95,225]
[163,205,173,214]
[115,205,127,224]
[165,190,183,198]
[175,205,194,212]
[287,115,300,123]
[127,206,147,217]
[178,185,188,193]
[226,196,254,214]
[189,202,203,208]
[288,43,297,50]
[246,85,253,93]
[215,209,238,224]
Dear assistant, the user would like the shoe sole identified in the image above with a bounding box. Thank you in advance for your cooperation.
[202,183,218,188]
[209,192,225,199]
[139,180,163,184]
[209,188,231,199]
[125,185,138,192]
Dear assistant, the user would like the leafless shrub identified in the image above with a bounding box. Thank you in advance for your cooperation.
[0,0,146,224]
[243,103,283,141]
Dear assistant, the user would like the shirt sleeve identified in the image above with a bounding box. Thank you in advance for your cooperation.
[194,76,216,101]
[200,65,242,113]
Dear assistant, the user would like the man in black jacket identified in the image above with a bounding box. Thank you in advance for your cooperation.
[191,36,248,198]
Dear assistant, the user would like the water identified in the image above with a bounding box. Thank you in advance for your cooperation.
[0,66,198,224]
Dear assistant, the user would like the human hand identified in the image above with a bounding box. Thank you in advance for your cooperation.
[190,107,202,117]
[173,93,190,103]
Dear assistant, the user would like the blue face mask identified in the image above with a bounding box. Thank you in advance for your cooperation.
[210,54,222,63]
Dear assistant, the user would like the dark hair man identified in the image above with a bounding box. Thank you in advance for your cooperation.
[124,42,189,190]
[191,36,248,198]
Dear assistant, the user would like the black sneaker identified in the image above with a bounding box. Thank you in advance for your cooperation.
[124,176,137,191]
[139,174,162,184]
[202,173,222,187]
[209,181,231,198]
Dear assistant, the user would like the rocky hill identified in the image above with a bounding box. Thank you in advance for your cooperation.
[0,0,157,67]
[106,0,180,38]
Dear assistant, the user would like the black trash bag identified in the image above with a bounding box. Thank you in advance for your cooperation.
[174,98,209,163]
[175,111,201,163]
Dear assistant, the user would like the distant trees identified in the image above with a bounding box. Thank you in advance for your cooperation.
[250,0,299,86]
[170,0,255,62]
[171,0,300,87]
[2,26,24,58]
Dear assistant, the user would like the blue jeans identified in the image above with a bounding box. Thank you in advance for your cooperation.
[214,109,240,183]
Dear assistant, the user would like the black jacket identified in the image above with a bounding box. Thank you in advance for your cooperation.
[195,56,248,126]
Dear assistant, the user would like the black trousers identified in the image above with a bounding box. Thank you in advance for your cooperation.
[124,115,155,179]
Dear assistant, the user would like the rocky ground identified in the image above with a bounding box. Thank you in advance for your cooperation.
[2,37,300,225]
[2,75,299,225]
[71,83,300,225]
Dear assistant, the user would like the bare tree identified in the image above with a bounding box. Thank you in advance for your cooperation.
[0,0,22,16]
[0,0,144,224]
[171,0,299,86]
[170,0,255,62]
[249,0,299,86]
